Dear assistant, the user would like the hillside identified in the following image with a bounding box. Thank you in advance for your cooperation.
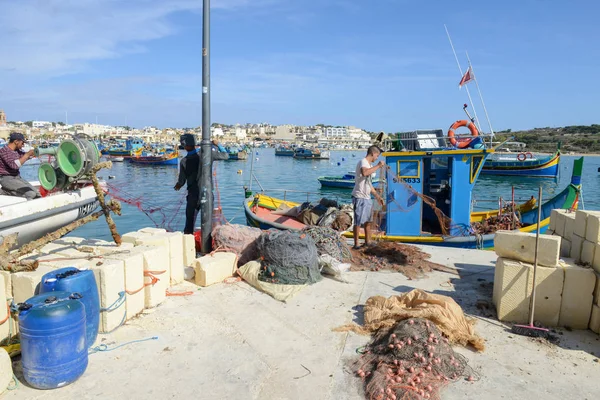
[494,125,600,154]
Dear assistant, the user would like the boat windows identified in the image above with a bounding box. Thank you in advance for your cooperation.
[397,161,420,179]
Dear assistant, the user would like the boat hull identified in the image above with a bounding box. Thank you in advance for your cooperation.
[0,186,101,249]
[481,152,560,177]
[275,151,294,156]
[318,178,380,189]
[129,155,178,166]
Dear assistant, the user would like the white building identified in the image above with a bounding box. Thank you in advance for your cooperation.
[235,126,247,140]
[274,125,296,140]
[32,121,53,129]
[212,127,225,137]
[324,127,348,138]
[78,123,110,137]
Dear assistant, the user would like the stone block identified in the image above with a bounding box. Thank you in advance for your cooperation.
[0,275,9,343]
[593,276,600,306]
[545,229,554,236]
[563,213,576,242]
[39,242,75,255]
[570,234,584,262]
[0,348,12,395]
[183,234,196,267]
[91,258,126,333]
[593,244,600,274]
[551,209,570,237]
[586,213,600,243]
[104,251,145,320]
[78,240,134,256]
[53,236,87,246]
[581,240,596,266]
[494,230,561,268]
[494,258,563,325]
[0,271,12,298]
[35,254,89,270]
[134,246,169,308]
[558,260,596,329]
[574,210,600,238]
[590,305,600,334]
[138,227,167,235]
[121,231,151,245]
[560,238,571,259]
[137,232,184,285]
[194,252,237,287]
[135,235,174,284]
[11,265,57,304]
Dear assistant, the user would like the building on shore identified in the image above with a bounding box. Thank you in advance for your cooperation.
[0,110,6,126]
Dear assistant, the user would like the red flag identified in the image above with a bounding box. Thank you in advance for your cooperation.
[458,66,474,88]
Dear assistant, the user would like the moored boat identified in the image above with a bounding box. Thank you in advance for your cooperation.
[129,151,179,166]
[293,147,330,160]
[107,138,144,157]
[228,150,248,160]
[275,145,295,156]
[317,171,380,189]
[481,149,560,178]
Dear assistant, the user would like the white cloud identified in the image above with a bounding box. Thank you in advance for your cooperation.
[0,0,276,75]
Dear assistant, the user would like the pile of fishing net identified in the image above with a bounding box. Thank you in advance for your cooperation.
[274,198,353,231]
[302,226,352,262]
[339,290,483,400]
[256,230,322,285]
[212,223,262,265]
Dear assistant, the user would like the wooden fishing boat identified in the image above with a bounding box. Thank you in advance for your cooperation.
[129,151,179,166]
[481,149,560,178]
[275,146,295,156]
[228,150,248,160]
[244,145,583,249]
[293,147,330,160]
[107,138,144,157]
[317,171,380,189]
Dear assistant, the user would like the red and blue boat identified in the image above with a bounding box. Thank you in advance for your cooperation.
[481,149,560,178]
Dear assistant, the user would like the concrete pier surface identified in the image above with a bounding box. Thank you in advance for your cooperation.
[5,245,599,400]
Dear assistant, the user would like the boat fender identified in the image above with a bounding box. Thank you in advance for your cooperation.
[517,153,527,161]
[448,120,479,148]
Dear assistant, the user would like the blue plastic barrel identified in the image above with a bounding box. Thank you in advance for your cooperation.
[19,291,88,389]
[40,267,99,348]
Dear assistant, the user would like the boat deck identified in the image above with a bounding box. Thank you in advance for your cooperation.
[253,206,306,229]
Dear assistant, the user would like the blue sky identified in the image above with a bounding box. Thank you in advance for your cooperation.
[1,0,599,132]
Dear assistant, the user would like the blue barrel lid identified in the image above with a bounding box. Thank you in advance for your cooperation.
[19,292,85,330]
[42,267,91,285]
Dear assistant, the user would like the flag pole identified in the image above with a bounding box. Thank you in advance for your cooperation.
[466,51,494,145]
[444,25,482,133]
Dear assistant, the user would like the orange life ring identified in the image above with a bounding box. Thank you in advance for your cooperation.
[525,152,533,159]
[517,153,527,161]
[448,120,479,148]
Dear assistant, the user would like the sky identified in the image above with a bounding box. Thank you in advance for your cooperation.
[1,0,599,132]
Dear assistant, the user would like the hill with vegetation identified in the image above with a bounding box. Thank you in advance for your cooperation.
[494,124,600,154]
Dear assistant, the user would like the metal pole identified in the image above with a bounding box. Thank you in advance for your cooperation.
[466,52,495,144]
[529,186,543,327]
[200,0,213,253]
[444,25,483,134]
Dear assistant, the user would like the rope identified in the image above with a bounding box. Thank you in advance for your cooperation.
[165,290,194,296]
[100,291,125,312]
[7,374,18,390]
[89,336,158,354]
[124,270,164,295]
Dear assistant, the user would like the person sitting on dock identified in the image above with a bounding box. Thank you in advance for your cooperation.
[352,145,385,249]
[174,134,201,234]
[0,132,41,200]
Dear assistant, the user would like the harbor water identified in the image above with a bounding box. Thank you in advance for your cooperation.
[20,151,600,241]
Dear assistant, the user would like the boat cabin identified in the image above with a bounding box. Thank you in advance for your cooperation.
[383,148,490,237]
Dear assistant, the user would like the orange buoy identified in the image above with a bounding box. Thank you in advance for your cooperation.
[448,120,479,148]
[525,152,533,159]
[517,153,527,161]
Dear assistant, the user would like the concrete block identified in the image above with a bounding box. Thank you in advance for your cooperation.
[545,229,555,236]
[122,231,151,245]
[104,251,145,320]
[560,238,571,259]
[563,213,576,242]
[137,232,184,285]
[0,271,12,298]
[0,348,12,395]
[586,213,600,243]
[551,209,570,237]
[570,234,584,262]
[78,240,134,256]
[590,305,600,334]
[593,276,600,306]
[183,234,196,267]
[53,236,86,246]
[35,254,89,270]
[494,230,561,268]
[494,258,563,325]
[0,275,9,343]
[593,244,600,274]
[134,246,169,308]
[11,265,57,304]
[138,227,167,235]
[91,258,126,333]
[558,260,596,329]
[574,210,600,238]
[39,242,75,255]
[581,240,596,266]
[135,235,173,283]
[194,252,237,287]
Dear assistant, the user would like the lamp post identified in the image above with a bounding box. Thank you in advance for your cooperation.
[200,0,213,253]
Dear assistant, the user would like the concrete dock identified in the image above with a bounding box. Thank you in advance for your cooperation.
[4,245,599,400]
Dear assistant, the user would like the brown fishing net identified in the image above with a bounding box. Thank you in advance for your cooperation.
[353,317,479,400]
[212,223,262,265]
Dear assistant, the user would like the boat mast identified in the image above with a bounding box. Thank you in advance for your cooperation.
[466,51,495,146]
[444,25,483,134]
[200,0,213,253]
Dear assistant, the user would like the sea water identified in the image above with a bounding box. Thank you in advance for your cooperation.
[20,150,600,240]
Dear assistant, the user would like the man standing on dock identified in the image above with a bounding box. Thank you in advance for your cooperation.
[352,145,385,249]
[174,134,201,234]
[0,132,40,200]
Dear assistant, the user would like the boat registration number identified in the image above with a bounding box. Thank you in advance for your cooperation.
[78,201,100,218]
[399,178,421,184]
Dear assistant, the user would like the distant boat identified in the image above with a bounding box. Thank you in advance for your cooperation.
[107,138,144,157]
[481,150,560,178]
[293,147,330,160]
[228,150,248,160]
[275,146,294,156]
[129,151,178,166]
[318,171,380,189]
[110,156,125,162]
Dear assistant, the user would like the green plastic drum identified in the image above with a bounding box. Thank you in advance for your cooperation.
[38,163,57,190]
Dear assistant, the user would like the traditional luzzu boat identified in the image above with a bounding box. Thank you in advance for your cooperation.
[129,149,179,166]
[244,134,583,249]
[481,148,560,177]
[107,138,144,157]
[275,145,295,156]
[317,171,380,189]
[293,147,330,160]
[0,136,104,249]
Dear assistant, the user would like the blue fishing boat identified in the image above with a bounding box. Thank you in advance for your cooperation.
[318,171,380,189]
[293,147,330,160]
[107,138,144,157]
[244,130,582,249]
[275,145,295,156]
[481,150,560,178]
[129,149,179,166]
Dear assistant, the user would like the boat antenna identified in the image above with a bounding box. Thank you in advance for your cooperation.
[466,51,495,142]
[199,0,213,253]
[443,25,483,134]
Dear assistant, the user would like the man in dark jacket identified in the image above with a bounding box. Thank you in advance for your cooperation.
[174,134,201,234]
